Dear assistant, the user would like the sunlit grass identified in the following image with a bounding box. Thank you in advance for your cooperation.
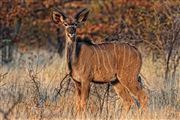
[0,50,179,120]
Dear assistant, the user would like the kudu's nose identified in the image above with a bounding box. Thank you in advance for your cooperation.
[67,27,76,34]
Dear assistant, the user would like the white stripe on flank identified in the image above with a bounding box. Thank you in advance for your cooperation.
[131,47,138,65]
[120,44,126,77]
[133,48,140,78]
[113,44,118,70]
[92,46,100,73]
[102,45,113,73]
[97,45,109,73]
[127,46,140,68]
[126,44,130,67]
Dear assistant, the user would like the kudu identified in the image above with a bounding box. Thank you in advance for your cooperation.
[52,8,148,114]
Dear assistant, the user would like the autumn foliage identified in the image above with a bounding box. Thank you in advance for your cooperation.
[0,0,179,87]
[0,0,179,119]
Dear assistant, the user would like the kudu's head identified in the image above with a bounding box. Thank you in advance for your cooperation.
[52,8,89,43]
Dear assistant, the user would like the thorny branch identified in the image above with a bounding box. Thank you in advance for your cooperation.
[0,94,22,120]
[54,73,70,99]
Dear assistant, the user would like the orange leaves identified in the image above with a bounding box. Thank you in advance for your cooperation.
[43,0,55,8]
[114,0,152,8]
[25,0,34,5]
[0,1,27,26]
[0,0,178,51]
[77,21,119,43]
[64,1,87,8]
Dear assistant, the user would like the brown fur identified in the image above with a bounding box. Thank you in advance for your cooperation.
[71,42,147,113]
[52,8,148,114]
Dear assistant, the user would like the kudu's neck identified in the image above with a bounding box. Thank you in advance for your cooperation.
[65,34,78,74]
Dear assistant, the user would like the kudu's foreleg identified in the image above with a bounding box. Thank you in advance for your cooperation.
[80,80,90,112]
[74,81,81,112]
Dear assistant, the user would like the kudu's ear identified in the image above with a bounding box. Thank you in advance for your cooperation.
[52,8,67,24]
[74,8,89,23]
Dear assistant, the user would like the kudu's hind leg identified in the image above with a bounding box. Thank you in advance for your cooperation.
[112,81,135,114]
[118,74,148,113]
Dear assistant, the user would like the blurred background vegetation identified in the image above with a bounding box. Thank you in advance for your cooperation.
[1,0,179,91]
[0,0,179,119]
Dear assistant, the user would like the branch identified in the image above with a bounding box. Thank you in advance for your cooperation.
[0,94,22,120]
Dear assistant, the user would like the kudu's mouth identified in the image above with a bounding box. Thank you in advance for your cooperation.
[68,33,76,38]
[66,26,77,38]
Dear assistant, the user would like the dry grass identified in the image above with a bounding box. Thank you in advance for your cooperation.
[0,49,179,120]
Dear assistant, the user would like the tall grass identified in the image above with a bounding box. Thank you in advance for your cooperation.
[0,49,179,120]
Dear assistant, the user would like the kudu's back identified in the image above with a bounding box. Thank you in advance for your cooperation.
[72,42,142,83]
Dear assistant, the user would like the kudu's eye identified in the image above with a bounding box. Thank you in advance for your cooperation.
[64,23,68,26]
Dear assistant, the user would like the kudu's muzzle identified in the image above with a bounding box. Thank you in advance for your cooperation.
[67,26,76,38]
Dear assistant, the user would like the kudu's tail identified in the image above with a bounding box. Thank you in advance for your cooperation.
[139,73,158,92]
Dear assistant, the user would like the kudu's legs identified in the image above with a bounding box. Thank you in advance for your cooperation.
[118,66,148,113]
[118,77,148,113]
[74,81,81,112]
[80,80,90,112]
[112,81,135,114]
